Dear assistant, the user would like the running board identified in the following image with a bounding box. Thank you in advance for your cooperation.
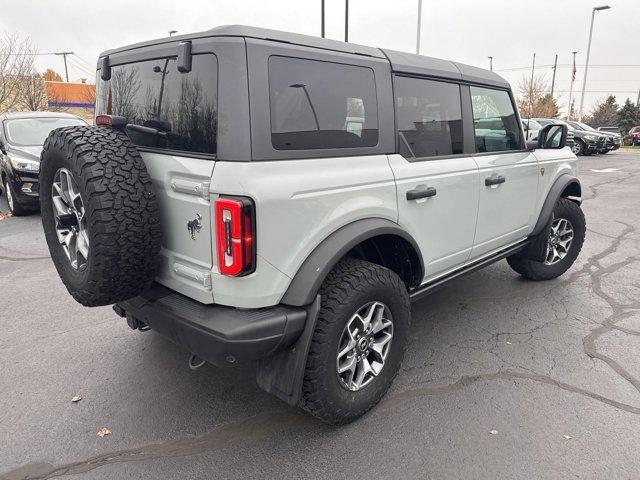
[409,240,529,303]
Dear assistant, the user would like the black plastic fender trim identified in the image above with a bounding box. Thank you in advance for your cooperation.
[530,174,581,238]
[279,218,424,307]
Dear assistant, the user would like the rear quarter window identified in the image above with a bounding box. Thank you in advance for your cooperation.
[96,54,218,156]
[268,56,378,150]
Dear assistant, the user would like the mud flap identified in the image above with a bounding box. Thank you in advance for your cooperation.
[255,296,321,406]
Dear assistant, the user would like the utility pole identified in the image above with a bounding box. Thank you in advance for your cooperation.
[550,54,558,97]
[344,0,349,42]
[321,0,325,38]
[528,53,536,119]
[636,88,640,107]
[54,51,74,82]
[567,51,577,120]
[416,0,422,55]
[488,56,493,71]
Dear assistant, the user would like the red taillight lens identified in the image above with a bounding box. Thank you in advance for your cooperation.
[215,196,255,276]
[95,114,113,127]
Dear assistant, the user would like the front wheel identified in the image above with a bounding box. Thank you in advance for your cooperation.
[507,198,586,281]
[3,177,30,216]
[301,258,410,424]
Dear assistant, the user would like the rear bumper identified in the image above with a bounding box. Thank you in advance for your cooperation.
[116,283,307,366]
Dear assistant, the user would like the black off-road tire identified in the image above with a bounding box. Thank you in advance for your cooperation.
[301,258,411,425]
[507,198,585,281]
[39,126,161,306]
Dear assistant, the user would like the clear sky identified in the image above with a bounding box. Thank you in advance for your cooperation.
[2,0,638,115]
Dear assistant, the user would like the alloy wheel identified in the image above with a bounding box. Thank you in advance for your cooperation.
[336,301,394,391]
[544,217,574,265]
[51,168,89,270]
[572,141,582,155]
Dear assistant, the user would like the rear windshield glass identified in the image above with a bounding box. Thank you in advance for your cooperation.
[4,117,86,146]
[96,54,218,156]
[268,56,378,150]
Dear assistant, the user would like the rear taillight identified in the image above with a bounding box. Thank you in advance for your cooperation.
[95,114,127,129]
[215,196,255,276]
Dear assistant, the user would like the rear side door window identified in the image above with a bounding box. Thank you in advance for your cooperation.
[470,86,523,153]
[394,76,464,159]
[95,54,218,156]
[268,56,378,150]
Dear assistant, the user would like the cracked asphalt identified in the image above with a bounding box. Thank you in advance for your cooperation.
[1,151,639,479]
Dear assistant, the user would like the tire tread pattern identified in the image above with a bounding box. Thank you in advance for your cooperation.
[301,258,410,424]
[40,126,161,306]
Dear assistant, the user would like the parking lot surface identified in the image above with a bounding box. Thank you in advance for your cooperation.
[1,151,639,479]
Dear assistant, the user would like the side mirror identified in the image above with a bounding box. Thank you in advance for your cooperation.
[537,123,567,149]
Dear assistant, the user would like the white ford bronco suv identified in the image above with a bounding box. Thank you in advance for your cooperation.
[39,26,585,424]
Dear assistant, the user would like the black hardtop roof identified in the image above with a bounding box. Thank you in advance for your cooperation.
[99,25,509,89]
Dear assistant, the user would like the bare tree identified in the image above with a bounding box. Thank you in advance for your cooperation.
[0,33,36,111]
[19,73,48,111]
[516,75,560,119]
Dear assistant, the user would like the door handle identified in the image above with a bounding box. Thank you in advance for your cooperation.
[485,175,506,186]
[406,186,437,201]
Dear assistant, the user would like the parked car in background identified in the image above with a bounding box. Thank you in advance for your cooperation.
[625,126,640,146]
[598,126,621,136]
[568,121,617,153]
[0,112,87,215]
[533,118,594,156]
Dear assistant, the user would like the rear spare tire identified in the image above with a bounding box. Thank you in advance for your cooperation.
[39,126,161,306]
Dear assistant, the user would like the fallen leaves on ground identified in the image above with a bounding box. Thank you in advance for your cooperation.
[563,434,572,440]
[97,427,111,438]
[71,395,82,403]
[488,429,499,435]
[0,211,12,221]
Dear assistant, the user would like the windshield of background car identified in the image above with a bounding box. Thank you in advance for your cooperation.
[534,119,553,126]
[95,54,218,156]
[4,117,86,146]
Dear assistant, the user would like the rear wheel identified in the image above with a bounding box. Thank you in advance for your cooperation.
[507,198,585,281]
[301,258,410,424]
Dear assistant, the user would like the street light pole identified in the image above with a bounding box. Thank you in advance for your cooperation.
[345,0,349,42]
[578,5,611,121]
[488,56,493,71]
[321,0,325,38]
[168,30,177,37]
[416,0,422,55]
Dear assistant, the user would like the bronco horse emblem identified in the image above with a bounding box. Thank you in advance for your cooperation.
[187,213,203,240]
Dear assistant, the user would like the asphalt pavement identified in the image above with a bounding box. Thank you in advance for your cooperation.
[1,151,639,479]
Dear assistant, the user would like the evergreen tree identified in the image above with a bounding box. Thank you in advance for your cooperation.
[583,95,618,128]
[618,98,640,135]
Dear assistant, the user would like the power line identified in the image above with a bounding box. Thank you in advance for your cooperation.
[496,63,640,72]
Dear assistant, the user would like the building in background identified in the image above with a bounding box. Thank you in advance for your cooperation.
[44,81,95,123]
